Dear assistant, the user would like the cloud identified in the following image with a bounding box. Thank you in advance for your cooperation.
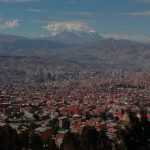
[0,13,3,20]
[49,16,64,20]
[5,20,19,28]
[120,10,150,16]
[30,20,50,24]
[143,0,150,2]
[26,8,48,13]
[68,0,92,4]
[0,0,92,2]
[57,11,93,16]
[42,21,95,36]
[101,33,150,44]
[135,0,150,3]
[0,0,40,2]
[75,12,93,16]
[0,19,19,29]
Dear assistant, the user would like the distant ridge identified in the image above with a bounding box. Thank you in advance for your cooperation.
[0,34,149,70]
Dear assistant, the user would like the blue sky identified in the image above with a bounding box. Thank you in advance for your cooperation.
[0,0,150,41]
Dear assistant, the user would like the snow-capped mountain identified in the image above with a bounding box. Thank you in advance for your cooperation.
[42,23,102,44]
[48,30,101,44]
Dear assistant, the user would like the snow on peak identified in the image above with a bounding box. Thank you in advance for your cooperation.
[42,22,96,36]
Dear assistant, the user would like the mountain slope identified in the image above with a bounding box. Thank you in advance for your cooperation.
[42,30,101,44]
[0,34,68,56]
[0,34,150,70]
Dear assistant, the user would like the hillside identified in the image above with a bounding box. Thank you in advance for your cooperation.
[0,34,150,70]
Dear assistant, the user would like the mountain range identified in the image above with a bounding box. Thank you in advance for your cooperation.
[0,31,150,71]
